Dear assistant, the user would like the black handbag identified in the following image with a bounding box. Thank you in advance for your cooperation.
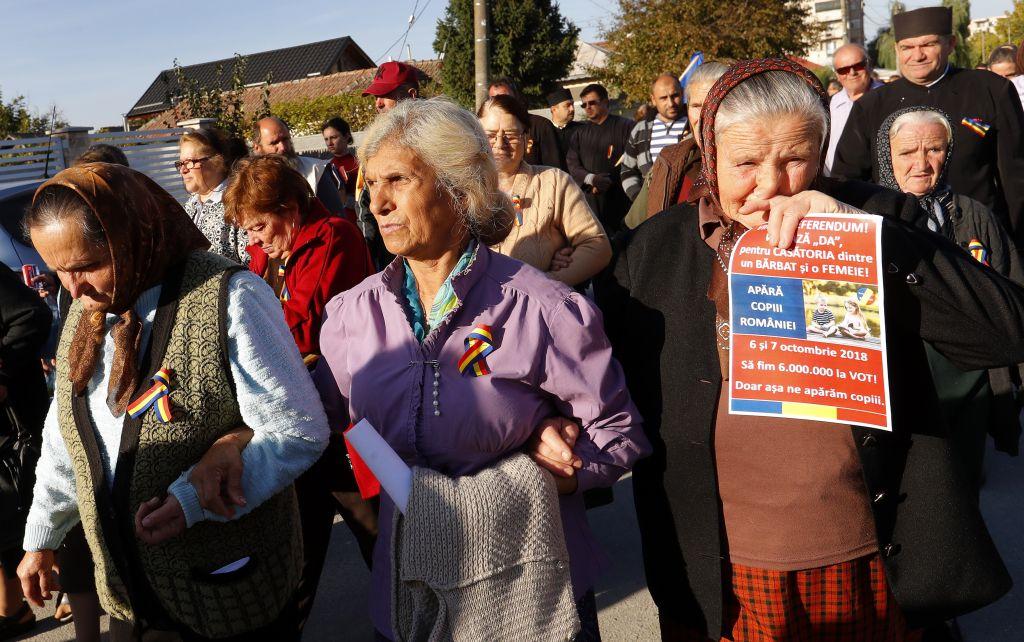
[0,402,40,551]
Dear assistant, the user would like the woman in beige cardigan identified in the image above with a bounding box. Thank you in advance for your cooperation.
[478,95,612,286]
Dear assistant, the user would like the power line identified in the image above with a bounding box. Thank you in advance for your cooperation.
[375,0,434,64]
[398,0,421,62]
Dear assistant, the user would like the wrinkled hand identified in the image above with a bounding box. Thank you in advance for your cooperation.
[738,190,863,249]
[549,247,574,272]
[591,174,613,194]
[189,428,252,519]
[527,417,582,494]
[31,273,57,298]
[17,550,59,607]
[136,495,186,545]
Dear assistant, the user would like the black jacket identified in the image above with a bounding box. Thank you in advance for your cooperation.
[833,67,1024,248]
[0,268,51,551]
[597,180,1024,635]
[525,114,566,171]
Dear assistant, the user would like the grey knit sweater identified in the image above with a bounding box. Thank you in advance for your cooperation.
[391,454,580,642]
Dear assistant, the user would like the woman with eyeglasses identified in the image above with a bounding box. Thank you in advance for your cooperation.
[178,128,249,263]
[477,94,612,287]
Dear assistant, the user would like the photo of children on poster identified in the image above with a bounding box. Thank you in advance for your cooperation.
[728,214,892,431]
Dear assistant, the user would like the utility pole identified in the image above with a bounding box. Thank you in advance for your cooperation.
[474,0,490,110]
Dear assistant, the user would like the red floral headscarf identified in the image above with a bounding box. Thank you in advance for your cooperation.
[692,58,830,207]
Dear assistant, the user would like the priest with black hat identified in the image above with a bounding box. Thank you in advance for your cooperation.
[833,5,1024,248]
[547,87,584,167]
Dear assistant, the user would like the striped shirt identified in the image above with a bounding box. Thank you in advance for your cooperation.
[650,118,688,162]
[812,308,835,327]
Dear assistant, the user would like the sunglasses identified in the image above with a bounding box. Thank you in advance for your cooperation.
[835,60,867,76]
[580,99,602,108]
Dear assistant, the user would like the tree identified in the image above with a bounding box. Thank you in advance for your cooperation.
[943,0,973,68]
[433,0,579,107]
[170,54,271,141]
[599,0,823,103]
[868,1,906,70]
[0,90,65,137]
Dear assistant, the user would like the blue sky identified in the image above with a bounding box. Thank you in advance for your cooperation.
[0,0,1014,127]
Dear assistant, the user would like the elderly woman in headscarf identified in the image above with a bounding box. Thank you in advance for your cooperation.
[589,59,1024,641]
[878,105,1024,494]
[312,98,650,641]
[16,163,328,641]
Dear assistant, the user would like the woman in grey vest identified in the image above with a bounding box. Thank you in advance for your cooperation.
[16,163,328,641]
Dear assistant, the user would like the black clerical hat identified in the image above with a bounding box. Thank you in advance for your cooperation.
[893,6,953,41]
[546,88,573,107]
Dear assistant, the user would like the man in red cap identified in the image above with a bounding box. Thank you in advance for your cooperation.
[362,61,420,113]
[355,61,424,268]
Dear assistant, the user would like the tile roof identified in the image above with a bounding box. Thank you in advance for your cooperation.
[127,36,374,118]
[136,59,442,131]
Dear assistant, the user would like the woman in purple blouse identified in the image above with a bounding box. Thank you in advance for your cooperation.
[311,98,650,640]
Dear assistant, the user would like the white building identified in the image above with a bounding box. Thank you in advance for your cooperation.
[804,0,866,66]
[969,15,1005,37]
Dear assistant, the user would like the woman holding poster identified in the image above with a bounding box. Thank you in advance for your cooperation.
[590,58,1024,641]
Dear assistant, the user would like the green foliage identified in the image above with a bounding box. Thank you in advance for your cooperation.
[814,67,837,88]
[170,54,272,141]
[943,0,973,68]
[271,94,378,137]
[868,2,905,70]
[600,0,824,103]
[433,0,579,108]
[0,90,66,137]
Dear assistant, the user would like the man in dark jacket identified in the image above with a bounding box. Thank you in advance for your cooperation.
[0,268,51,637]
[832,6,1024,247]
[566,83,634,234]
[547,88,583,170]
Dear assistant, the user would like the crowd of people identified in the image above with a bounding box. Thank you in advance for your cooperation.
[0,4,1023,641]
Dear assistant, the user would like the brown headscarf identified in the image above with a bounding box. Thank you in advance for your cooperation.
[693,58,830,209]
[33,163,209,415]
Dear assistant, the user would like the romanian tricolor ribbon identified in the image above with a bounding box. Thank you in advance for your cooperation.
[127,368,174,423]
[279,264,290,302]
[512,194,524,226]
[458,324,496,377]
[968,238,990,266]
[961,117,990,138]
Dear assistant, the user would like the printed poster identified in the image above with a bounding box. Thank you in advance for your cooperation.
[728,214,892,431]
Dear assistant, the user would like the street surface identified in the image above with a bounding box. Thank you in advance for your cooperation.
[15,443,1022,640]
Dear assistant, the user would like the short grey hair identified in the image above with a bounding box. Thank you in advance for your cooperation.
[714,70,829,152]
[358,98,514,245]
[685,61,730,103]
[888,109,953,144]
[833,43,871,68]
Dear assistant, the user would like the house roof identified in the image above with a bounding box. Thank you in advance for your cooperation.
[136,59,442,131]
[127,36,374,119]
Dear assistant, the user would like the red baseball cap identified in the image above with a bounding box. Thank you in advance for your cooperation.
[363,62,419,97]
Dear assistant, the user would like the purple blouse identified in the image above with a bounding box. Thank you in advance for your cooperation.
[313,244,649,638]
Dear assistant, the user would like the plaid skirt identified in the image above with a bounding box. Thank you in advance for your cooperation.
[660,554,923,642]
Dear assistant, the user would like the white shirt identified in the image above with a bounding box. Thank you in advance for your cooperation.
[825,80,883,175]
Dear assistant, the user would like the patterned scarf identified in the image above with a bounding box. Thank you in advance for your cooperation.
[403,240,478,342]
[691,57,830,209]
[35,163,209,415]
[875,106,956,238]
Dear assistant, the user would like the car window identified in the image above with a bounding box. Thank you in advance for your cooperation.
[0,192,33,245]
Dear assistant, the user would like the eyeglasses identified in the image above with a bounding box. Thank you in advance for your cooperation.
[174,156,212,171]
[485,130,524,147]
[835,60,867,76]
[580,100,602,108]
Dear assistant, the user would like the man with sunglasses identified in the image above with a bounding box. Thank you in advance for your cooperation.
[566,83,634,234]
[824,44,881,174]
[833,6,1024,249]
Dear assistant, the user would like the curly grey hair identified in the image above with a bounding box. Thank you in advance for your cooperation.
[358,98,514,246]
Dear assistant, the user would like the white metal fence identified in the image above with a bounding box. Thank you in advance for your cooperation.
[88,128,188,202]
[0,136,66,184]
